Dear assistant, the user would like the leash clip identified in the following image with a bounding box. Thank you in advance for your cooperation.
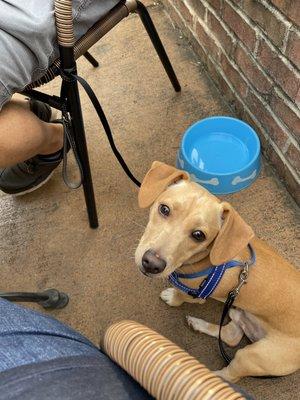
[232,262,249,296]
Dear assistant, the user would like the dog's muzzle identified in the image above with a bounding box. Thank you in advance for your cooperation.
[140,249,167,276]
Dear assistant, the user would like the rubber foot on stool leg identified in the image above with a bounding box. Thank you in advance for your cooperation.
[38,289,69,309]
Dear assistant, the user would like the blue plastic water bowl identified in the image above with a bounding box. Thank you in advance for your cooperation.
[176,116,261,195]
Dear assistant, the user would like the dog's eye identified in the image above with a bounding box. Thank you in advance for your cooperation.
[191,230,206,242]
[159,204,170,217]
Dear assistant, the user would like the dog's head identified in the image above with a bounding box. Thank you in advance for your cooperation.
[135,161,254,277]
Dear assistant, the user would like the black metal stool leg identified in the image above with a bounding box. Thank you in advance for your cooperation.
[67,78,99,229]
[0,289,69,309]
[135,1,181,92]
[84,51,99,67]
[58,37,99,229]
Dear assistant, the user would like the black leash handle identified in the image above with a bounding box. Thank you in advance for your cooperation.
[58,78,84,190]
[218,262,249,365]
[218,290,237,365]
[62,111,84,189]
[72,74,141,188]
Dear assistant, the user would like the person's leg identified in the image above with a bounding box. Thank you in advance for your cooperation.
[0,0,122,196]
[0,96,67,195]
[0,298,99,372]
[0,298,152,400]
[0,97,63,168]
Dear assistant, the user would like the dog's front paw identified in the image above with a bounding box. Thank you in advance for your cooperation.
[213,368,240,383]
[160,288,184,307]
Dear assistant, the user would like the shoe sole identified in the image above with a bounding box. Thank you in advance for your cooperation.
[50,109,58,121]
[12,171,55,197]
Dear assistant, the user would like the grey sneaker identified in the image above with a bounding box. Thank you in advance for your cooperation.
[0,152,63,195]
[28,98,52,122]
[0,100,63,195]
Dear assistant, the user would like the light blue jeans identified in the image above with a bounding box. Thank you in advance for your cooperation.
[0,299,253,400]
[0,299,101,372]
[0,299,151,400]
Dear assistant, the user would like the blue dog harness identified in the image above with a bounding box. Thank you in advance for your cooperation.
[169,244,256,300]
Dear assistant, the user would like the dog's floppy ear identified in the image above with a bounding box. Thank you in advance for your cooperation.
[210,202,254,265]
[138,161,189,208]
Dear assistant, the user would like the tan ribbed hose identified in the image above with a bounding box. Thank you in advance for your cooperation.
[103,321,245,400]
[54,0,75,47]
[25,0,137,89]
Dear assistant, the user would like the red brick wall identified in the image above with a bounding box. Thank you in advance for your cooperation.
[163,0,300,204]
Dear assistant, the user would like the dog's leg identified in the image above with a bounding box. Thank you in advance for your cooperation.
[213,337,300,382]
[160,288,185,306]
[160,288,206,307]
[187,316,244,347]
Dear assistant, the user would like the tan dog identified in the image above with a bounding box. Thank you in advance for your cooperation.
[135,161,300,382]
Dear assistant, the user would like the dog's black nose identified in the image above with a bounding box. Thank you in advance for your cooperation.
[142,250,166,274]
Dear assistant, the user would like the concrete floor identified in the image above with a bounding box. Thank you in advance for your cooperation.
[1,2,299,399]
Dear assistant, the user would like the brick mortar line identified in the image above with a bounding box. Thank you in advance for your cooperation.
[256,0,292,27]
[164,1,299,180]
[208,52,268,138]
[282,138,291,154]
[190,0,273,89]
[274,87,300,119]
[256,0,300,31]
[166,1,193,31]
[204,7,208,23]
[283,26,300,72]
[164,1,202,46]
[184,6,298,145]
[172,0,222,57]
[267,141,300,183]
[253,37,260,57]
[184,0,300,113]
[190,0,237,42]
[181,0,199,32]
[223,52,299,150]
[281,25,292,54]
[207,55,300,183]
[284,136,299,152]
[225,0,300,76]
[162,6,180,31]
